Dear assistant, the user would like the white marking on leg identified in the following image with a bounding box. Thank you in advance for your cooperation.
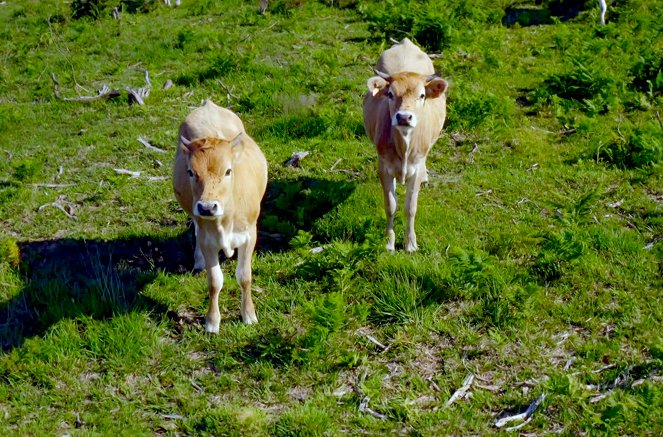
[380,169,397,252]
[404,170,422,253]
[236,238,258,324]
[205,263,223,334]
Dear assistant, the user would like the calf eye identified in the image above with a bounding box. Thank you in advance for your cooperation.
[225,168,232,176]
[187,169,194,177]
[419,93,425,99]
[387,91,394,99]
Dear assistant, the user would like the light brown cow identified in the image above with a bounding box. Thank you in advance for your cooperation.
[363,38,448,253]
[173,100,268,333]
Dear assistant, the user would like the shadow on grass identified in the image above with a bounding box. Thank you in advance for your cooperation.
[258,176,357,251]
[0,232,192,352]
[0,176,356,351]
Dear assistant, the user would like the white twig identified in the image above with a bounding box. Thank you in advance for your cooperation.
[357,329,388,351]
[284,151,310,168]
[427,376,441,392]
[446,373,474,407]
[359,397,387,420]
[147,176,169,181]
[144,70,151,88]
[137,136,167,153]
[329,158,342,171]
[593,364,616,373]
[30,183,76,188]
[495,394,545,428]
[114,168,142,178]
[190,379,203,393]
[599,0,607,25]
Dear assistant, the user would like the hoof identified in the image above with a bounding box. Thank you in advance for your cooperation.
[205,323,219,334]
[405,239,418,253]
[242,312,258,325]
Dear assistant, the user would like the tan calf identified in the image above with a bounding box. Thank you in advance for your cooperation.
[363,38,448,252]
[173,100,268,332]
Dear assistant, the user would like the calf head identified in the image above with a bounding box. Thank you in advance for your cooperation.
[367,71,448,139]
[180,134,243,219]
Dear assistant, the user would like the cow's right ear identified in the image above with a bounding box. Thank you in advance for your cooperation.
[367,76,389,97]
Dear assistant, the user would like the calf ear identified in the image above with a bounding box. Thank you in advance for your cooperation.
[230,132,243,148]
[230,132,244,158]
[425,76,448,99]
[367,76,389,97]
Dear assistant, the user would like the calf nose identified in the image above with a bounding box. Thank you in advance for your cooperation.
[395,112,414,126]
[196,200,222,217]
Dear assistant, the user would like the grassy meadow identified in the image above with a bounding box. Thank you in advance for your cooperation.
[1,0,662,434]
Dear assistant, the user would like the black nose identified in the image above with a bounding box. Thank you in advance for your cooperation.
[396,113,413,125]
[197,202,218,216]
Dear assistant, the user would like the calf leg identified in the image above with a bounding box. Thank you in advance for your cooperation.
[193,220,205,272]
[404,167,424,253]
[236,224,258,324]
[379,168,397,252]
[201,242,223,333]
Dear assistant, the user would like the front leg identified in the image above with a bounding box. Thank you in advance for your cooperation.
[201,239,223,333]
[236,225,258,324]
[379,164,397,252]
[404,164,424,253]
[193,220,205,272]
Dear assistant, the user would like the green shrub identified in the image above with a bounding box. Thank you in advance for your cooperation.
[630,47,663,96]
[533,58,618,113]
[597,123,662,169]
[0,235,20,268]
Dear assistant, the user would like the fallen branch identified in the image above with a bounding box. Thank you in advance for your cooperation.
[37,195,78,220]
[51,73,120,102]
[446,373,474,407]
[126,86,150,105]
[137,136,167,154]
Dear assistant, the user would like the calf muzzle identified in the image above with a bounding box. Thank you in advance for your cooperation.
[195,200,222,218]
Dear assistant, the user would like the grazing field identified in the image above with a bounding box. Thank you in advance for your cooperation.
[1,0,661,434]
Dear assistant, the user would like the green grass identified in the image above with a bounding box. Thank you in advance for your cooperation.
[1,0,662,434]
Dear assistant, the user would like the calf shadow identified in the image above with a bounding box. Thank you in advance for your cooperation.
[0,176,356,352]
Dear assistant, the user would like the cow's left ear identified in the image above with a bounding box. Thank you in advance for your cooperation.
[230,132,244,158]
[367,76,389,97]
[425,76,448,99]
